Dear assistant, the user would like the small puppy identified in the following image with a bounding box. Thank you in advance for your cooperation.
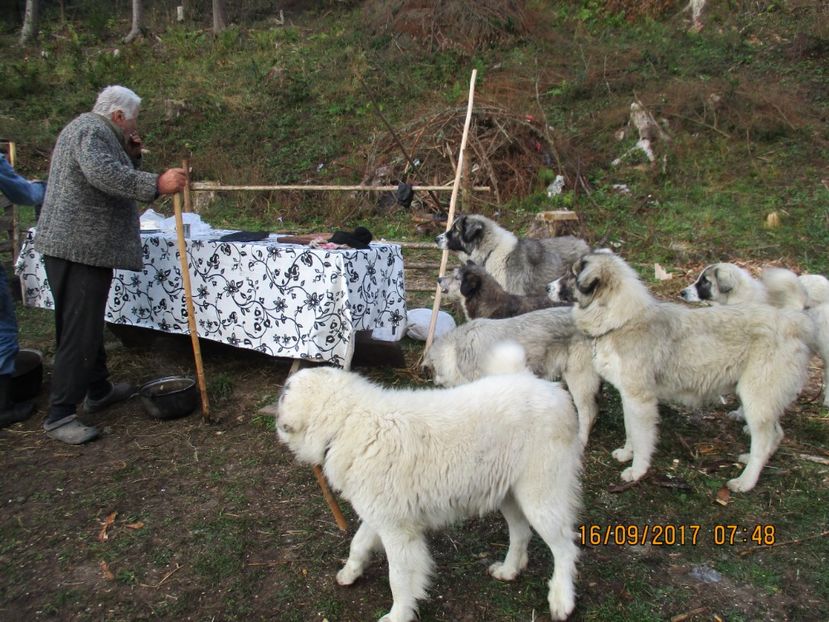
[277,343,583,622]
[438,262,562,321]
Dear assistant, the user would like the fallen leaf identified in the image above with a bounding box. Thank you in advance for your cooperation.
[99,560,115,581]
[652,474,692,490]
[98,511,117,542]
[715,486,731,506]
[608,480,640,493]
[126,522,145,530]
[654,263,672,281]
[764,211,780,228]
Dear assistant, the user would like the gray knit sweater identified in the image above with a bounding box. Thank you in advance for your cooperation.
[35,112,159,271]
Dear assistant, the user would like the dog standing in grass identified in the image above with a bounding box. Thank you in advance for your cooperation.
[277,343,583,621]
[565,251,811,492]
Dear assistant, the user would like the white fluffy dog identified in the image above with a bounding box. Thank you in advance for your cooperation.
[682,262,829,408]
[277,344,582,622]
[570,251,812,492]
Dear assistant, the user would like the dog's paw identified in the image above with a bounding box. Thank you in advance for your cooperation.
[728,407,745,421]
[620,465,646,482]
[726,476,755,493]
[336,564,362,586]
[489,561,520,581]
[612,446,633,463]
[548,591,576,621]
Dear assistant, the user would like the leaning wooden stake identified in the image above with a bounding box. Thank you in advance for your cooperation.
[424,70,477,354]
[173,193,210,418]
[313,465,348,531]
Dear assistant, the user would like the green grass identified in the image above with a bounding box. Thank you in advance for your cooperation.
[3,2,829,621]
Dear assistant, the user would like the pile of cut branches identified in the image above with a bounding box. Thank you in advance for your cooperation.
[357,103,567,211]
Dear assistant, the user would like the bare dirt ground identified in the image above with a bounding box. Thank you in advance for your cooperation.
[2,303,828,622]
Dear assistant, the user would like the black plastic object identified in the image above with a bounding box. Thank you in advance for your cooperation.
[328,226,373,249]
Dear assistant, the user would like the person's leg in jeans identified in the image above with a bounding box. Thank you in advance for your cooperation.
[43,256,112,424]
[0,264,35,426]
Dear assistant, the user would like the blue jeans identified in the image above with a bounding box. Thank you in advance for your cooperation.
[0,264,19,376]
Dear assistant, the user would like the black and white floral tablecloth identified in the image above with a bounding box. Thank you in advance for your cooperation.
[16,229,407,367]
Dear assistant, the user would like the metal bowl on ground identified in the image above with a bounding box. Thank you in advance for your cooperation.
[12,349,43,402]
[139,376,199,420]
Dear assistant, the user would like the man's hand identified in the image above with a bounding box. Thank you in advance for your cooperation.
[126,132,143,159]
[157,168,187,195]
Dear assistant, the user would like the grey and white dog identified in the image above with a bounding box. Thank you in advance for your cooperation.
[423,307,600,446]
[435,214,589,296]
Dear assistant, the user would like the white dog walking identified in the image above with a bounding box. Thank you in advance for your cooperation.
[277,344,583,622]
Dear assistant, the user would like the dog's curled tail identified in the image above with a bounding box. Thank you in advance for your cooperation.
[483,340,529,376]
[762,267,808,310]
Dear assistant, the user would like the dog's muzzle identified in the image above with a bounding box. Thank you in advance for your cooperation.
[679,286,700,302]
[437,275,450,294]
[435,232,448,249]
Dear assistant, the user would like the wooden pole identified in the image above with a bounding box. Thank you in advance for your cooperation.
[189,182,489,193]
[182,158,193,213]
[173,193,210,418]
[424,70,477,354]
[313,465,348,532]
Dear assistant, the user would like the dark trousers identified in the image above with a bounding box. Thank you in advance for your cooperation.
[0,264,19,377]
[44,256,113,422]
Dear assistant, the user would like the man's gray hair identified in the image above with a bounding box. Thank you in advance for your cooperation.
[92,85,142,119]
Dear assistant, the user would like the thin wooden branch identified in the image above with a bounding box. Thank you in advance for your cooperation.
[313,465,348,532]
[737,529,829,557]
[189,182,489,192]
[424,70,477,354]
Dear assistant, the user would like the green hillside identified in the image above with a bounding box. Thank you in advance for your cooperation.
[3,1,828,273]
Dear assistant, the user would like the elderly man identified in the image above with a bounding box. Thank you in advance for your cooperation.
[0,153,46,427]
[35,85,187,444]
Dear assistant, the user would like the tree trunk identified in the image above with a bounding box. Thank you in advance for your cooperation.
[124,0,144,43]
[212,0,227,33]
[19,0,40,45]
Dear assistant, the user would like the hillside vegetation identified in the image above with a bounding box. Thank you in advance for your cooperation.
[2,0,828,273]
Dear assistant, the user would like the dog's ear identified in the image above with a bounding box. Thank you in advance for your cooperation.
[462,217,485,242]
[571,257,585,277]
[714,266,735,293]
[574,258,600,301]
[460,270,482,297]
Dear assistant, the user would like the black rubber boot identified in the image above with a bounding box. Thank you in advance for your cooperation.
[0,374,35,428]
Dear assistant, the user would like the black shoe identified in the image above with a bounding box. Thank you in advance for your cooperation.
[83,382,137,414]
[0,400,35,428]
[0,373,36,428]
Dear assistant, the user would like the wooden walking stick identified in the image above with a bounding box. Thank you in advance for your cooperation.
[173,193,210,418]
[424,69,477,354]
[182,158,193,213]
